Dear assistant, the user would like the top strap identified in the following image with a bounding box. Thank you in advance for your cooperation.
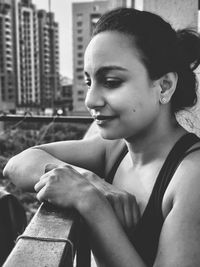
[104,139,128,183]
[153,133,200,214]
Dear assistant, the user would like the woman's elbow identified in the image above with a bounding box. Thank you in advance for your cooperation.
[3,156,16,180]
[3,150,36,189]
[3,154,23,185]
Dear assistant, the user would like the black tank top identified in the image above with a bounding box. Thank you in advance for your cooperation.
[105,133,200,266]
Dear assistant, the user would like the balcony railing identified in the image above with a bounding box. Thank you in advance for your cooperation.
[3,202,91,267]
[1,114,95,267]
[0,114,93,124]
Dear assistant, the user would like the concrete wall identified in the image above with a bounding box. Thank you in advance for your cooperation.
[143,0,198,30]
[142,0,200,137]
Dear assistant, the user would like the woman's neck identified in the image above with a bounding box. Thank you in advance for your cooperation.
[125,119,186,168]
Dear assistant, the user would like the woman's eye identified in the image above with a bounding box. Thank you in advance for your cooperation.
[85,79,91,88]
[104,79,122,89]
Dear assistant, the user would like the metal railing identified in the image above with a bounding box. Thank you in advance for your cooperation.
[0,114,93,124]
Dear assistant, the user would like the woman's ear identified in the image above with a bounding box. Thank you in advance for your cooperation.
[159,72,178,104]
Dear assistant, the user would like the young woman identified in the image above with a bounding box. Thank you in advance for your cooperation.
[4,8,200,267]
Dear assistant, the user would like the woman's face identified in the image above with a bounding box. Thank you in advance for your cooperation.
[84,31,161,140]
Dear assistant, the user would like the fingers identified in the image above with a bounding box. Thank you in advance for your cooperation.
[34,165,85,207]
[34,163,58,198]
[35,184,48,202]
[111,196,125,228]
[107,191,140,233]
[116,194,136,230]
[34,181,46,194]
[123,195,134,229]
[35,164,67,194]
[124,194,141,236]
[34,174,48,192]
[45,163,58,173]
[131,197,140,225]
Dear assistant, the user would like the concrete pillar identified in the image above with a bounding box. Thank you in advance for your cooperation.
[143,0,198,30]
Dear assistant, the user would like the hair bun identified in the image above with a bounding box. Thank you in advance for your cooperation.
[176,29,200,71]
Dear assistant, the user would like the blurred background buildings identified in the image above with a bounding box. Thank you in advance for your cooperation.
[0,0,60,114]
[0,0,199,116]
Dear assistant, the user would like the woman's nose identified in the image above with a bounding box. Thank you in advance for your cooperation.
[85,86,105,110]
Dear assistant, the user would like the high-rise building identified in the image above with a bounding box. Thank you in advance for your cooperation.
[17,0,40,107]
[72,1,110,114]
[0,0,60,112]
[55,76,73,114]
[108,0,134,9]
[38,10,60,109]
[0,0,17,112]
[72,0,134,114]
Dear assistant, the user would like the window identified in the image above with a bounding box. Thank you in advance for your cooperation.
[93,5,99,12]
[77,75,83,80]
[77,60,83,65]
[78,97,85,101]
[77,13,83,21]
[77,36,83,42]
[78,90,84,95]
[77,29,83,34]
[77,21,82,27]
[77,44,83,50]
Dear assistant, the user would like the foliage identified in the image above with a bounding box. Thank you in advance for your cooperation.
[0,122,89,158]
[0,121,90,222]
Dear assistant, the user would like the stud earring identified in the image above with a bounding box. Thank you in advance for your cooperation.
[160,96,168,104]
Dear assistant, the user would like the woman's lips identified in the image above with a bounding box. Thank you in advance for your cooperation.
[94,115,117,125]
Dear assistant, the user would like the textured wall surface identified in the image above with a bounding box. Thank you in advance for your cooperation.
[143,0,198,30]
[143,0,200,136]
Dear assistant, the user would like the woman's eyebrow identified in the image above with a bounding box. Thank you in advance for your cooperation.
[84,71,90,78]
[84,65,128,77]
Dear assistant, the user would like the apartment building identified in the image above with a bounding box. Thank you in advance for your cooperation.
[72,1,110,114]
[72,0,135,114]
[38,10,60,108]
[0,0,16,112]
[0,0,60,112]
[17,0,41,107]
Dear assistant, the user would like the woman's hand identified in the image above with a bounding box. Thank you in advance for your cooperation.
[84,173,140,233]
[34,164,94,209]
[34,164,140,234]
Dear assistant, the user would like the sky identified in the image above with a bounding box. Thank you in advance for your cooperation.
[31,0,95,79]
[21,0,200,79]
[26,0,143,79]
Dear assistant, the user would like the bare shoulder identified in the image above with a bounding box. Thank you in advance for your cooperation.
[163,141,200,214]
[171,140,200,195]
[154,141,200,266]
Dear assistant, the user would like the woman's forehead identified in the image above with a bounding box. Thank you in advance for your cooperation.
[85,31,136,55]
[84,31,141,71]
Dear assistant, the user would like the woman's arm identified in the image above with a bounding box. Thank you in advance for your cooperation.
[80,189,146,267]
[153,152,200,267]
[34,150,200,267]
[3,134,107,191]
[3,148,69,191]
[34,164,146,267]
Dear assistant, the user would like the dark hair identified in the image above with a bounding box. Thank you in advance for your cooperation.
[92,8,200,113]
